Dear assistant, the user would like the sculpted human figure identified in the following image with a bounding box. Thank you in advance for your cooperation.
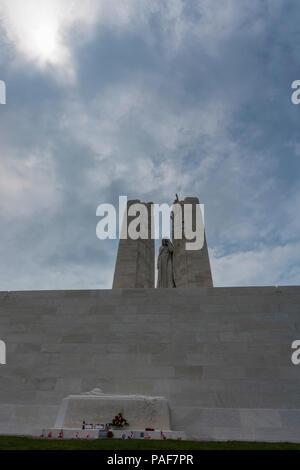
[156,238,176,288]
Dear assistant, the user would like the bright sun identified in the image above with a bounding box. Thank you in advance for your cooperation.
[31,25,58,63]
[0,0,79,81]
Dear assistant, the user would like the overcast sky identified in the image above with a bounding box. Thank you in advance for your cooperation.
[0,0,300,290]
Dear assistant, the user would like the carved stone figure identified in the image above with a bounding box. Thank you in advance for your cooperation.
[156,238,176,288]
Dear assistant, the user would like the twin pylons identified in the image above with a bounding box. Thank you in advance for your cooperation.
[113,196,213,288]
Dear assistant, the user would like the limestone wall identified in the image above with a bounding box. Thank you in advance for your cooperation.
[113,200,154,288]
[0,286,299,441]
[172,197,213,287]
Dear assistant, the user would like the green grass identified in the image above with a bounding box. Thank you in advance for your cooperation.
[0,437,299,450]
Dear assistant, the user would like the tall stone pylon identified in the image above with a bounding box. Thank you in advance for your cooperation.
[113,200,154,288]
[172,196,213,287]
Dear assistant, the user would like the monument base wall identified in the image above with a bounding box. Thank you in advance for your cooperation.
[0,286,300,441]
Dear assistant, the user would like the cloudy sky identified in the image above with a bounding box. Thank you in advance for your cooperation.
[0,0,300,290]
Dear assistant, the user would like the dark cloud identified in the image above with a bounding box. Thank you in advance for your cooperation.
[0,0,300,289]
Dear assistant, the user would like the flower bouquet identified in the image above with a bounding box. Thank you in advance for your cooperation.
[110,412,129,428]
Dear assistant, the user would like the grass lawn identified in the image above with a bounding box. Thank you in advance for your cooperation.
[0,437,299,450]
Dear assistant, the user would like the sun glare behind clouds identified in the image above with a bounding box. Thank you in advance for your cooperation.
[0,0,104,79]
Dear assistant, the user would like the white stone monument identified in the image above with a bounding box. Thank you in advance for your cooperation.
[54,388,171,430]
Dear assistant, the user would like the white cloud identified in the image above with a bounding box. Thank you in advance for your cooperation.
[0,259,113,290]
[0,149,58,218]
[59,81,232,203]
[211,241,300,286]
